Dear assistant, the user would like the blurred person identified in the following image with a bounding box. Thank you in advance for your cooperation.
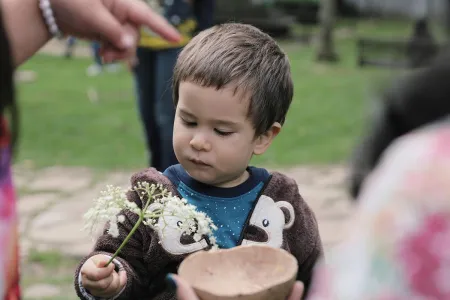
[349,50,450,199]
[406,18,438,68]
[309,117,450,299]
[0,0,180,297]
[133,0,215,171]
[64,35,77,58]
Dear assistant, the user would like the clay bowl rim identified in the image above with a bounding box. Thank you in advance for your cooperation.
[178,244,299,298]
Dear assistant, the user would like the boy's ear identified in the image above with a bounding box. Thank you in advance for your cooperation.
[253,122,281,155]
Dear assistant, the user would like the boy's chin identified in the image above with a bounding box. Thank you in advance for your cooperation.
[185,167,215,183]
[185,164,247,188]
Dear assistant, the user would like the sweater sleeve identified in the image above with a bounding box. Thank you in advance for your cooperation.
[287,179,323,299]
[296,238,323,299]
[74,204,151,300]
[74,168,181,299]
[265,172,324,299]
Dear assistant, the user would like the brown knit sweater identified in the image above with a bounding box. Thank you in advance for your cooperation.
[74,168,323,299]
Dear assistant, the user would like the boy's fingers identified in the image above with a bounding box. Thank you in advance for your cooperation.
[102,271,121,296]
[81,276,104,293]
[93,255,115,269]
[91,254,108,264]
[95,258,113,268]
[94,270,126,297]
[81,257,114,281]
[108,269,127,295]
[118,269,127,288]
[83,274,114,295]
[83,266,112,281]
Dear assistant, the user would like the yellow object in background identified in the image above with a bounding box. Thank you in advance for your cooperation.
[139,18,197,49]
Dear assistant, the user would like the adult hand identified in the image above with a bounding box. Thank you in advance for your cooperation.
[51,0,181,62]
[167,274,305,300]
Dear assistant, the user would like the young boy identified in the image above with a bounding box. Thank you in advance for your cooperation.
[74,23,323,300]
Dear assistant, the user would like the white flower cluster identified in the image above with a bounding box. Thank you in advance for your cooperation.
[145,195,218,246]
[82,185,139,238]
[82,182,218,249]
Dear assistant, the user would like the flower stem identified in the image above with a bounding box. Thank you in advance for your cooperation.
[105,190,155,267]
[105,213,144,267]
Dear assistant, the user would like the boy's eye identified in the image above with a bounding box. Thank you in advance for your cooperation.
[214,129,233,136]
[182,119,196,127]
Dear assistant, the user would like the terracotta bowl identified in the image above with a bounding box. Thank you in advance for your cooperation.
[178,244,298,300]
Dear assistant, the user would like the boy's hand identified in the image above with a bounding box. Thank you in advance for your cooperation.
[80,254,127,298]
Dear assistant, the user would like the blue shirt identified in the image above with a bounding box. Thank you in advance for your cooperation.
[164,164,270,248]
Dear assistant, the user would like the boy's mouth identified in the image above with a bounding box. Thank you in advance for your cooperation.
[189,158,210,167]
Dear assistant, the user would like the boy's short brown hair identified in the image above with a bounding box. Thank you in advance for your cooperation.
[173,23,293,136]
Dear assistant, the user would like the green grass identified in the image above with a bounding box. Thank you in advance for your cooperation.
[16,19,416,171]
[17,56,144,170]
[22,249,80,300]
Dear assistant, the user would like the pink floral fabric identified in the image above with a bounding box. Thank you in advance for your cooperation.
[308,121,450,300]
[0,118,20,300]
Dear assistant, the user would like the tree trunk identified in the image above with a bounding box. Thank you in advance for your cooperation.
[316,0,339,62]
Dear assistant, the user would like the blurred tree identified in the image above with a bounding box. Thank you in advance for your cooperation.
[316,0,339,62]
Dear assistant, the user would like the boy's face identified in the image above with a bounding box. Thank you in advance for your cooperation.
[173,81,279,188]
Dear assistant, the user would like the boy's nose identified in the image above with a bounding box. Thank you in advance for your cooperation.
[190,134,211,152]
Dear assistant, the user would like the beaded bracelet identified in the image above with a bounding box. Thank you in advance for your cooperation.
[38,0,63,39]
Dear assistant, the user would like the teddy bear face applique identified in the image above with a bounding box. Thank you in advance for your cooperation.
[241,195,295,248]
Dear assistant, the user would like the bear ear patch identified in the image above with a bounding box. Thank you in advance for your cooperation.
[280,206,292,225]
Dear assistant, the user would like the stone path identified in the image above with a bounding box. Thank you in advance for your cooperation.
[16,165,354,261]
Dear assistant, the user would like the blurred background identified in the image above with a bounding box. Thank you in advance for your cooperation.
[15,0,450,299]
